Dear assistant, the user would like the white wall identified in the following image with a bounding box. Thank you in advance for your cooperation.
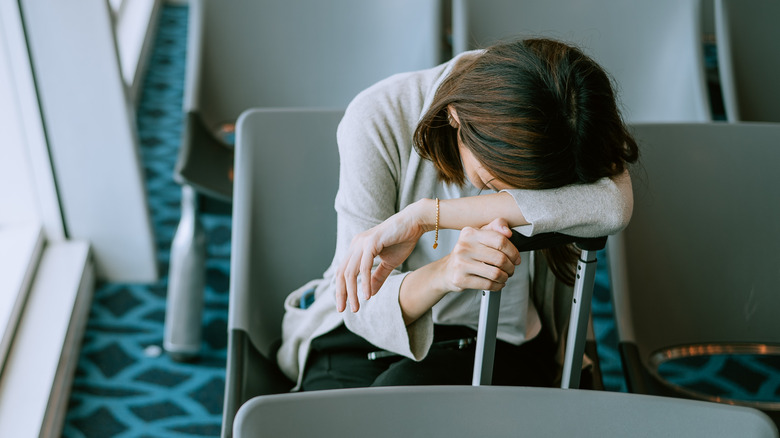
[19,0,158,282]
[0,0,63,238]
[113,0,162,104]
[0,39,38,226]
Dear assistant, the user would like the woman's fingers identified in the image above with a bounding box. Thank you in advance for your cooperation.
[359,249,374,301]
[335,247,362,313]
[334,256,349,312]
[344,252,360,312]
[370,261,395,297]
[444,226,522,292]
[336,240,379,312]
[477,222,522,265]
[481,217,513,237]
[445,254,508,292]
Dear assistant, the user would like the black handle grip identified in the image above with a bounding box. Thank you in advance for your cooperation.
[509,230,607,252]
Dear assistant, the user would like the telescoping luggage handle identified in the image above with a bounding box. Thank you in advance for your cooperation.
[472,231,608,388]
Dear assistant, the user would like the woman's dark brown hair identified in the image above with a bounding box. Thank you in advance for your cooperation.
[414,38,639,285]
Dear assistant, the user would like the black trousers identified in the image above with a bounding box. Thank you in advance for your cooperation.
[300,324,557,391]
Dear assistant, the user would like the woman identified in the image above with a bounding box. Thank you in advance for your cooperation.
[277,38,638,391]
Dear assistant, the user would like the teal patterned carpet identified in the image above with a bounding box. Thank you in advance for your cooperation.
[60,4,778,437]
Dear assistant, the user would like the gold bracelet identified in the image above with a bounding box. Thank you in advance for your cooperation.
[433,198,439,249]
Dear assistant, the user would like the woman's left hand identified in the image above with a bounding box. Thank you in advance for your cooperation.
[335,201,428,313]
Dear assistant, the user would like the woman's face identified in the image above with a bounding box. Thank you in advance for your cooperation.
[448,105,507,192]
[458,143,504,192]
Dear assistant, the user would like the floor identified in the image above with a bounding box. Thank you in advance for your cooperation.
[60,4,777,437]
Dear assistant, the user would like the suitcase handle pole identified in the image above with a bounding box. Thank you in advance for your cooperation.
[472,289,502,385]
[561,246,600,389]
[471,231,607,388]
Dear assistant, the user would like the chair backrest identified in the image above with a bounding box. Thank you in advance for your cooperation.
[230,108,344,357]
[187,0,443,128]
[451,0,711,123]
[714,0,780,122]
[234,386,779,437]
[608,122,780,399]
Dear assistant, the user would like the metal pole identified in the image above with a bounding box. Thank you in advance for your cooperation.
[561,249,598,389]
[472,289,502,386]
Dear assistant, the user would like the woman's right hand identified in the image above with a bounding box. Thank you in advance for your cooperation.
[437,218,523,293]
[397,217,524,325]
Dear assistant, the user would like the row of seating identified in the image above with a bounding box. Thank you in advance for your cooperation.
[453,0,780,124]
[157,1,780,436]
[167,0,779,208]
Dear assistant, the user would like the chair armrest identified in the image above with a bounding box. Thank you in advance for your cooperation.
[174,111,235,201]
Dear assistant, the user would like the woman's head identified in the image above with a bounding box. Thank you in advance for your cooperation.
[414,38,638,190]
[415,38,639,285]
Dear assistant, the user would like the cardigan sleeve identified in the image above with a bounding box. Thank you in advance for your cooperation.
[331,89,435,361]
[504,169,633,237]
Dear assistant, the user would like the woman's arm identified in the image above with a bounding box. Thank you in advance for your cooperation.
[364,168,632,243]
[421,192,528,231]
[504,169,633,237]
[334,193,522,312]
[334,199,523,314]
[413,169,633,237]
[335,169,632,313]
[330,75,448,359]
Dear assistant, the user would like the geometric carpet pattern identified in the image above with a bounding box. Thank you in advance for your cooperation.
[658,354,780,404]
[62,5,230,437]
[591,251,628,392]
[60,4,778,437]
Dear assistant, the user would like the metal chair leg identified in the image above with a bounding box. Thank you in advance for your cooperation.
[164,185,206,360]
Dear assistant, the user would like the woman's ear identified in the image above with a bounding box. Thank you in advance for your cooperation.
[447,105,460,129]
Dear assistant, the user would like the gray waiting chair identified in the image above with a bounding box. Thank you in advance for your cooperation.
[234,385,778,438]
[175,0,445,199]
[451,0,712,123]
[164,0,446,359]
[225,108,612,437]
[714,0,780,122]
[223,108,344,437]
[609,122,780,427]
